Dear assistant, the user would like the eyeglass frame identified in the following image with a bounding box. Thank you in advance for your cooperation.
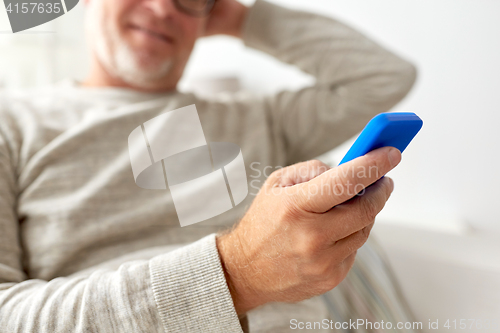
[173,0,218,17]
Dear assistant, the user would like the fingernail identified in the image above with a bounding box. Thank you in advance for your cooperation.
[388,148,402,168]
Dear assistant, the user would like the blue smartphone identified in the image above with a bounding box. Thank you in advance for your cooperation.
[338,112,423,166]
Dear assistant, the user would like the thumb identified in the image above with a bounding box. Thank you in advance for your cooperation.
[288,147,401,213]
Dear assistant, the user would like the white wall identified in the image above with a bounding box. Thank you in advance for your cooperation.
[1,0,499,234]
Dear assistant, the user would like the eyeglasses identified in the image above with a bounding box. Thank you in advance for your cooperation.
[173,0,217,17]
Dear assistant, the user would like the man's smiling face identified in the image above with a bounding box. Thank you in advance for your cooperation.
[85,0,207,90]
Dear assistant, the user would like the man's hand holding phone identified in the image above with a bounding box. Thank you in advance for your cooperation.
[216,146,402,316]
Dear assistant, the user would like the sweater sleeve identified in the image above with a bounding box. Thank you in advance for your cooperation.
[241,0,417,164]
[0,126,242,332]
[0,231,242,333]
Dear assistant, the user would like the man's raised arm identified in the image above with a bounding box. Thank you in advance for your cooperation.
[239,0,417,163]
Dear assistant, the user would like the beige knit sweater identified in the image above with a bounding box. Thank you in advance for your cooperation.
[0,1,416,332]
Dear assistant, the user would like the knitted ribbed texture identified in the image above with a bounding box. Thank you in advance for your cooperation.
[150,234,243,333]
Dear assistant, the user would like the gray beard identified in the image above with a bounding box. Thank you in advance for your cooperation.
[86,1,174,88]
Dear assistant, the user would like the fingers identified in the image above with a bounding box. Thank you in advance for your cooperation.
[340,251,357,275]
[329,222,375,261]
[270,159,331,187]
[313,176,393,240]
[320,251,357,291]
[291,147,401,213]
[290,177,392,261]
[323,179,391,261]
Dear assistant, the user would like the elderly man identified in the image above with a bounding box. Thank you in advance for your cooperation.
[0,0,417,332]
